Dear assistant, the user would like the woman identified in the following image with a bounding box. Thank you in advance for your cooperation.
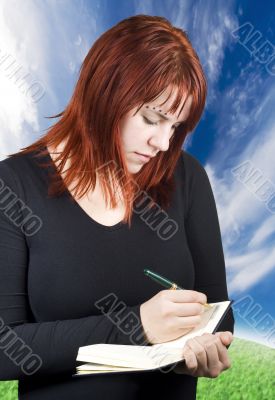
[0,14,234,399]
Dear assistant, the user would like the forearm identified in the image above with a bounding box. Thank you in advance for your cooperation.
[0,304,148,380]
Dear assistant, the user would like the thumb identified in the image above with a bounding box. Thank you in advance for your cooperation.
[215,331,233,346]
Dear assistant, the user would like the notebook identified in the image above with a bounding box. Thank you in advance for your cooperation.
[72,300,232,377]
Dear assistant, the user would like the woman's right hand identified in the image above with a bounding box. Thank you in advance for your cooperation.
[140,289,207,344]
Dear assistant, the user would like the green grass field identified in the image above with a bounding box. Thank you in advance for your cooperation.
[197,337,275,400]
[1,338,274,399]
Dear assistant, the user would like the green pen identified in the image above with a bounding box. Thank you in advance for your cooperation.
[144,268,212,308]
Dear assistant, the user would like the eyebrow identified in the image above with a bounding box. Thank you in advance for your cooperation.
[145,107,186,124]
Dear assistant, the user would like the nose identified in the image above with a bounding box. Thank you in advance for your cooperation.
[148,125,172,152]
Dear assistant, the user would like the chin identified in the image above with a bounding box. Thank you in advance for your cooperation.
[128,164,142,174]
[129,168,141,174]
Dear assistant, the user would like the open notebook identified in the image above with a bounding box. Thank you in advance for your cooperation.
[72,300,232,377]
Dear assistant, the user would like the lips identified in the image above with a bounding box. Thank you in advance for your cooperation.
[134,152,152,163]
[138,153,151,158]
[136,153,153,158]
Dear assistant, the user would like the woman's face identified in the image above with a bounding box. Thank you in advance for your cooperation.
[119,86,193,174]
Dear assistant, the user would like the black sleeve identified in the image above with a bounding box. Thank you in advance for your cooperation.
[183,152,235,335]
[0,162,148,381]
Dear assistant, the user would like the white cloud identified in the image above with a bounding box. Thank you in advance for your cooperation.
[189,0,238,98]
[247,215,275,248]
[227,246,275,292]
[0,0,99,159]
[0,1,42,159]
[204,83,275,293]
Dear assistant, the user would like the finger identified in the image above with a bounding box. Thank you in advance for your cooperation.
[176,314,203,329]
[185,337,207,370]
[213,336,231,369]
[205,338,221,373]
[182,347,198,374]
[173,302,204,317]
[215,331,233,347]
[193,334,222,377]
[165,289,207,305]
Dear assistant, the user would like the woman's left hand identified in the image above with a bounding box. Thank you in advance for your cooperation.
[173,331,233,378]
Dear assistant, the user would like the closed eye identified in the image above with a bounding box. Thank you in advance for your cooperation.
[143,116,158,126]
[142,116,180,130]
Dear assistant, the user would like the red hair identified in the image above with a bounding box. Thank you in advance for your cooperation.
[7,14,207,228]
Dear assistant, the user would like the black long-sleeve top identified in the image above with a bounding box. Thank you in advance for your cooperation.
[0,146,234,399]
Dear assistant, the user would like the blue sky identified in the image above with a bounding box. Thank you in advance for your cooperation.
[0,0,274,347]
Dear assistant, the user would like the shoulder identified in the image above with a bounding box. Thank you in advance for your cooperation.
[0,157,20,186]
[0,150,31,171]
[178,149,210,185]
[0,151,36,195]
[0,151,28,175]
